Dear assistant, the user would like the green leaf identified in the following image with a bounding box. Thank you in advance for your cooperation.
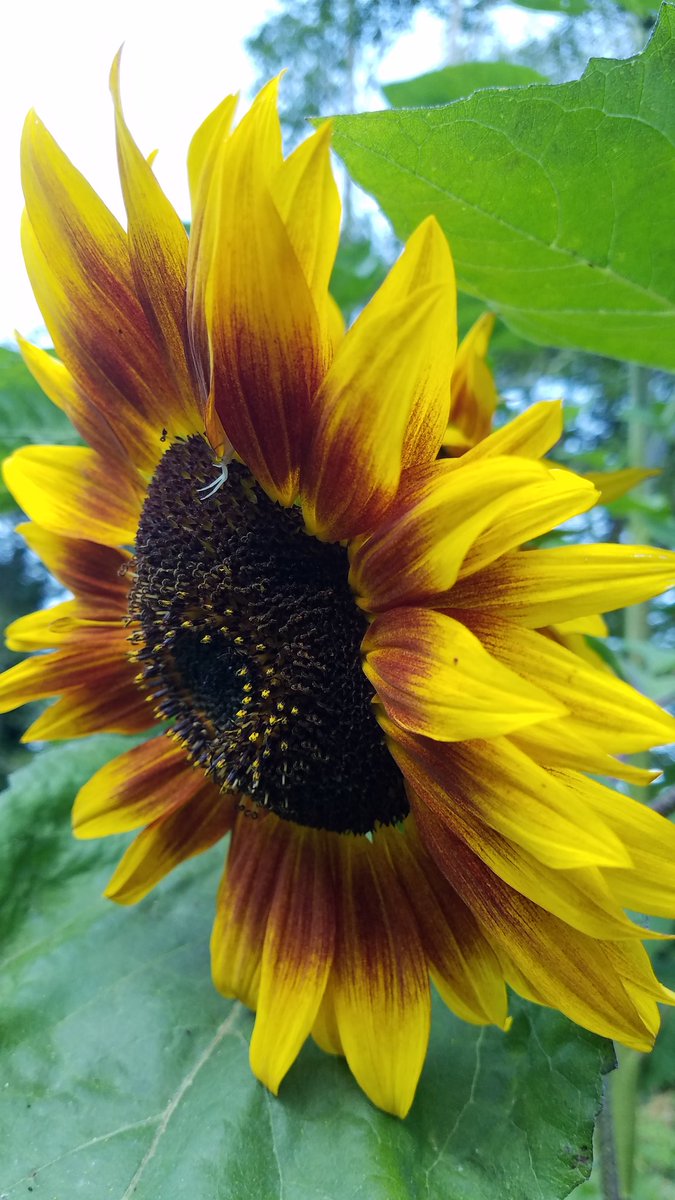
[384,62,548,108]
[0,345,81,512]
[328,6,675,370]
[509,0,589,11]
[0,739,613,1198]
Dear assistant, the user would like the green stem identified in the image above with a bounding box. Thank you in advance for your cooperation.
[598,1080,623,1200]
[612,1048,643,1197]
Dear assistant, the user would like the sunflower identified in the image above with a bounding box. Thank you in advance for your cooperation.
[3,60,675,1120]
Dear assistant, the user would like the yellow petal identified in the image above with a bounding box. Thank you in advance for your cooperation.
[556,770,675,919]
[186,92,238,394]
[415,808,658,1050]
[17,522,132,616]
[21,115,186,466]
[302,217,456,541]
[250,825,334,1094]
[468,616,675,753]
[443,312,497,454]
[511,719,659,785]
[382,822,510,1029]
[350,456,554,612]
[16,334,127,465]
[456,468,597,580]
[273,121,341,332]
[393,732,643,942]
[73,734,207,837]
[200,79,324,504]
[110,50,197,421]
[5,599,80,651]
[459,399,563,464]
[211,813,287,1010]
[21,674,152,741]
[585,467,660,504]
[3,445,143,546]
[0,626,131,713]
[363,607,565,741]
[447,544,675,628]
[331,833,430,1118]
[105,787,234,905]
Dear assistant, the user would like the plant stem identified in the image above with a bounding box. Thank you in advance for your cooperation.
[598,1079,623,1200]
[612,1048,643,1197]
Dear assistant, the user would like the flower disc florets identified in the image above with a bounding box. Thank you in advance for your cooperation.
[129,435,408,834]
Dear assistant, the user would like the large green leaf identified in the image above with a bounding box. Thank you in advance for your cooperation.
[329,6,675,370]
[384,62,547,108]
[0,739,612,1199]
[0,345,81,512]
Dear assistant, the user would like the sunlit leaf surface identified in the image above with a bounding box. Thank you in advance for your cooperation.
[330,6,675,369]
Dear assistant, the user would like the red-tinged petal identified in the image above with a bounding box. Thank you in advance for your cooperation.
[21,113,190,467]
[330,832,430,1118]
[273,121,341,339]
[73,733,209,837]
[211,812,288,1010]
[17,523,132,616]
[105,786,235,905]
[250,824,335,1094]
[187,93,239,396]
[388,726,642,941]
[110,51,198,424]
[445,545,675,628]
[302,218,456,541]
[381,822,510,1029]
[21,672,152,742]
[200,80,324,505]
[456,469,596,581]
[413,802,657,1050]
[459,399,563,464]
[0,625,132,713]
[387,721,630,874]
[3,446,143,546]
[349,456,552,612]
[363,607,564,742]
[464,614,675,753]
[16,335,128,465]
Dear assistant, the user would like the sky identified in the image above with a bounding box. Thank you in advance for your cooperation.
[0,0,551,343]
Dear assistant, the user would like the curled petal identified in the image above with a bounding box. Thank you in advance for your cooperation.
[363,607,564,741]
[350,456,589,612]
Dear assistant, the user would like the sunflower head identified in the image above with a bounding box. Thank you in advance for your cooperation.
[2,59,675,1119]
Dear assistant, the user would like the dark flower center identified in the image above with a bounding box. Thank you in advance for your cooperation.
[129,435,409,835]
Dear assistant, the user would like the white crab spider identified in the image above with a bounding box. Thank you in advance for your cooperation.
[197,445,235,501]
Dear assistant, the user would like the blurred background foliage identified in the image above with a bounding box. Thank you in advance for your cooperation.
[0,1,672,1195]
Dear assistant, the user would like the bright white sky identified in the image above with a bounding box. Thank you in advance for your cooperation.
[0,0,548,343]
